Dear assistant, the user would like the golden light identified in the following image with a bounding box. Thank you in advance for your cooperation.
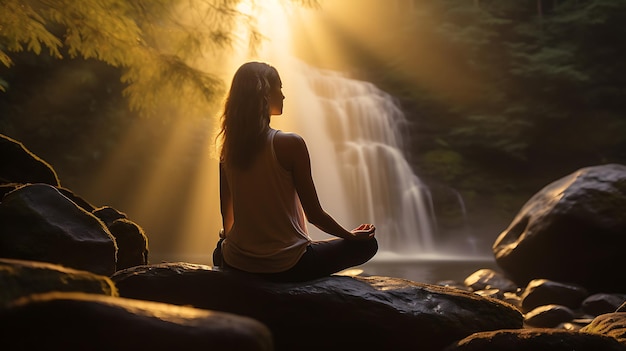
[82,0,328,265]
[80,0,475,266]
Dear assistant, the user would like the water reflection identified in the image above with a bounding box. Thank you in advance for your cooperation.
[359,258,500,285]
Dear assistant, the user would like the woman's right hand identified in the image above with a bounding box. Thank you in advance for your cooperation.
[349,224,376,240]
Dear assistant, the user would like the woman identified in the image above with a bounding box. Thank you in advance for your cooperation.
[214,61,378,282]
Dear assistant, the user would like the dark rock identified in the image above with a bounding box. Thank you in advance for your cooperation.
[443,328,626,351]
[108,218,149,270]
[502,291,522,308]
[557,321,587,331]
[473,288,503,300]
[0,183,20,198]
[0,183,117,276]
[581,312,626,344]
[111,262,523,351]
[0,134,60,186]
[464,268,518,293]
[0,292,273,351]
[524,304,576,328]
[493,163,626,293]
[57,186,97,212]
[93,206,128,227]
[582,293,626,316]
[0,258,117,307]
[520,279,589,313]
[437,279,471,291]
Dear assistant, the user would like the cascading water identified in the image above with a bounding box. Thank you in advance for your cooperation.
[230,2,476,258]
[283,61,438,255]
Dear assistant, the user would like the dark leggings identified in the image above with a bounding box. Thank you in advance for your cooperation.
[213,237,378,283]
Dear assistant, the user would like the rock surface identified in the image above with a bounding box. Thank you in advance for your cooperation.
[493,163,626,293]
[520,278,589,313]
[112,262,523,351]
[0,133,60,186]
[443,328,626,351]
[581,312,626,344]
[0,291,273,351]
[0,258,117,307]
[0,183,117,275]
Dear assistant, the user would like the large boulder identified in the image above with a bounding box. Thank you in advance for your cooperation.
[0,134,60,186]
[493,164,626,293]
[107,218,149,270]
[0,292,273,351]
[0,258,117,307]
[92,206,149,270]
[0,183,117,275]
[112,262,523,351]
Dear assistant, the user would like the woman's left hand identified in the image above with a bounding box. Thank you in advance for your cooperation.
[349,224,376,240]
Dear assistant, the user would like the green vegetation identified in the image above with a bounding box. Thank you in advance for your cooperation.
[1,0,245,114]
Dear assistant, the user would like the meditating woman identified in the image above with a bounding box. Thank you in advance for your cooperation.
[213,61,378,282]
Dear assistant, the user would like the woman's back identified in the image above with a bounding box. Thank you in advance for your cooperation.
[215,61,376,282]
[221,129,310,273]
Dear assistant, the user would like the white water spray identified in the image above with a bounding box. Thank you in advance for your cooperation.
[230,1,448,257]
[282,62,438,255]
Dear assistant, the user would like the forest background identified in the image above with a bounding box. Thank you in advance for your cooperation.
[1,0,625,258]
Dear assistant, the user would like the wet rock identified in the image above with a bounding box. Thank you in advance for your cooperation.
[112,262,523,351]
[0,258,117,307]
[581,312,626,344]
[0,291,273,351]
[473,288,503,300]
[524,304,576,328]
[443,328,626,351]
[502,291,522,308]
[582,293,626,316]
[437,279,471,291]
[464,268,518,293]
[0,183,117,276]
[557,321,586,331]
[493,163,626,293]
[520,279,589,313]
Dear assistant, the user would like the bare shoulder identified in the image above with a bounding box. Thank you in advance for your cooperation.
[274,131,308,170]
[274,130,307,149]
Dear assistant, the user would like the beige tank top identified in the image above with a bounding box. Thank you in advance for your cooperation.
[222,129,311,273]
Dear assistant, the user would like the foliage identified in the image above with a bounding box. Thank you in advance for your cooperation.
[435,0,626,162]
[421,149,466,183]
[0,0,316,114]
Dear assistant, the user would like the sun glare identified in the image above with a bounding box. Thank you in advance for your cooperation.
[87,0,397,265]
[86,0,320,265]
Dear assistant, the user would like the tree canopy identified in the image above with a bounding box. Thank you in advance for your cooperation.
[0,0,316,114]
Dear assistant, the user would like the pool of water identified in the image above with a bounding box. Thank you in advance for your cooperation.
[358,259,499,285]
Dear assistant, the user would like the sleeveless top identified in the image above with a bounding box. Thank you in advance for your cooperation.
[221,129,311,273]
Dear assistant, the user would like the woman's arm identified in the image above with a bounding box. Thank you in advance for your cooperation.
[274,132,375,240]
[219,163,234,237]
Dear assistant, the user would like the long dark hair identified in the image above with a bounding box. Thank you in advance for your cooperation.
[217,61,280,170]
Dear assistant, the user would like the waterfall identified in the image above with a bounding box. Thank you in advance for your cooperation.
[284,62,437,255]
